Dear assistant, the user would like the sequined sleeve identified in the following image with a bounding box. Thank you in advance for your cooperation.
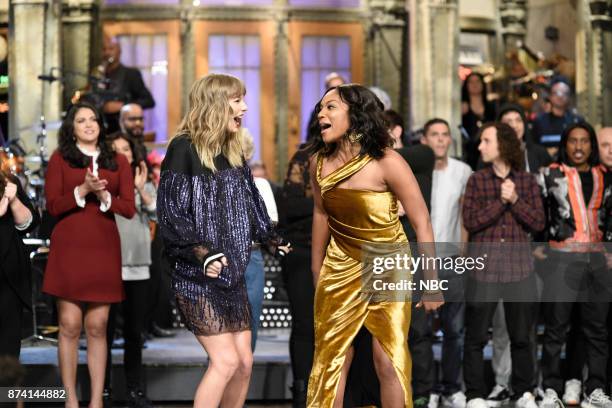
[242,164,286,248]
[157,137,221,266]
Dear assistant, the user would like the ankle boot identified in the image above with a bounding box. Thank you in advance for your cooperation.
[291,380,307,408]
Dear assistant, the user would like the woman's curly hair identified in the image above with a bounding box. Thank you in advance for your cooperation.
[307,84,392,159]
[58,102,117,170]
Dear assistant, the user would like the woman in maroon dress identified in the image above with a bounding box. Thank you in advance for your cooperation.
[43,102,135,408]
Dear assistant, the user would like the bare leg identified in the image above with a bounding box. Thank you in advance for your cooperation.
[220,330,253,408]
[84,303,111,408]
[194,332,240,407]
[373,337,404,408]
[332,346,355,408]
[57,299,83,408]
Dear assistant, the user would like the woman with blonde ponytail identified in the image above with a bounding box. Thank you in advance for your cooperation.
[157,73,291,407]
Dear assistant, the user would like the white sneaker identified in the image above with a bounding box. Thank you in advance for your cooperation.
[581,389,612,408]
[443,391,467,408]
[467,398,489,408]
[540,389,564,408]
[429,394,441,408]
[563,380,582,406]
[516,392,539,408]
[487,385,511,407]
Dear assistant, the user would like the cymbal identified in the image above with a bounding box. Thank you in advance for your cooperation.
[19,121,62,133]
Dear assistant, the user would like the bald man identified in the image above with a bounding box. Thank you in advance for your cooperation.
[100,36,155,133]
[119,103,145,139]
[115,103,149,168]
[599,128,612,244]
[597,127,612,170]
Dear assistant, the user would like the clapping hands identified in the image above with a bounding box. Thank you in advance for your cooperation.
[80,168,110,204]
[134,161,148,191]
[0,181,16,216]
[3,182,17,202]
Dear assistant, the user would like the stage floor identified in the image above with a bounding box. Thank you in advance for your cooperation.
[19,327,498,406]
[21,328,291,365]
[20,328,294,404]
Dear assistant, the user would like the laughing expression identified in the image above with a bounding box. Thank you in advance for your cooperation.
[318,89,351,144]
[228,95,248,133]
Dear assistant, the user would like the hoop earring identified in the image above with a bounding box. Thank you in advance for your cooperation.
[348,132,362,144]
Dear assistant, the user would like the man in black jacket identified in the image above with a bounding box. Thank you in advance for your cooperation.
[532,78,582,157]
[100,36,155,133]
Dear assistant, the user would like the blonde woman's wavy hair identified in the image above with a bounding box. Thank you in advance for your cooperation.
[175,73,246,172]
[239,128,255,162]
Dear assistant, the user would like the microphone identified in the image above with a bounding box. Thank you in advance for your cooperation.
[458,125,470,141]
[96,56,115,75]
[37,74,62,83]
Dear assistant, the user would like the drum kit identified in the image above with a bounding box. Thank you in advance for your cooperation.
[1,117,61,214]
[0,64,122,346]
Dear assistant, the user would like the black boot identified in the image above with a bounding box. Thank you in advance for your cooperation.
[127,389,153,408]
[102,388,112,408]
[291,380,307,408]
[150,322,175,338]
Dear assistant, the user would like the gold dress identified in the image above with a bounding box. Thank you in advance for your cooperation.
[307,154,413,408]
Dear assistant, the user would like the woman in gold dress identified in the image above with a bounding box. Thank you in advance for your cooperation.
[307,84,443,408]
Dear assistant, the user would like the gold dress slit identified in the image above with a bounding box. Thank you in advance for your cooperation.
[307,154,413,408]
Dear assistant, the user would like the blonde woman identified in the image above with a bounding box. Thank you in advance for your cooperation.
[156,73,290,407]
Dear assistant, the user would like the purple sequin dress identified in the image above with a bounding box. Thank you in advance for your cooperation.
[157,135,278,335]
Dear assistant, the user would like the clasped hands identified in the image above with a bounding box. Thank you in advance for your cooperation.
[0,181,17,217]
[79,168,110,205]
[500,179,518,205]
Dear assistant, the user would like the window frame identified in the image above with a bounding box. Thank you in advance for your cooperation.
[103,20,182,142]
[194,20,276,178]
[287,21,363,160]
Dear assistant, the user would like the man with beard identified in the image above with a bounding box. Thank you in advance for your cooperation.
[117,103,148,168]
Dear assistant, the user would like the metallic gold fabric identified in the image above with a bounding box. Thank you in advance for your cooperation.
[307,154,412,408]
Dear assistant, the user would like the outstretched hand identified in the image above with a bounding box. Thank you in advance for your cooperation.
[277,243,293,257]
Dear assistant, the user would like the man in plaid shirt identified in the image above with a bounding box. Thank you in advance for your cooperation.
[462,123,545,408]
